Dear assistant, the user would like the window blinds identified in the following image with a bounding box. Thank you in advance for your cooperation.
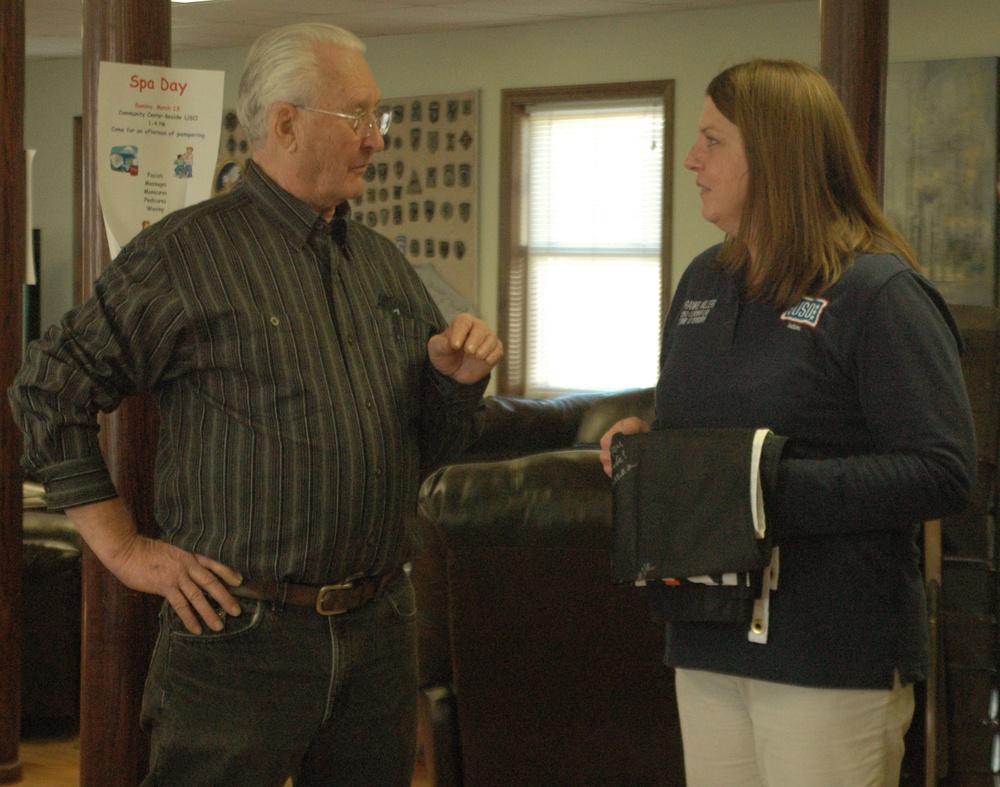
[523,99,664,394]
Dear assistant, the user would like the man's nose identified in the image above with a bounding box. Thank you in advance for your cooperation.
[366,132,386,153]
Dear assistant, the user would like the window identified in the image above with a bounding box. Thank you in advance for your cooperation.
[499,81,673,397]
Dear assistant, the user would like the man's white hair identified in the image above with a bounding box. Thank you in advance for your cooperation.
[236,23,366,150]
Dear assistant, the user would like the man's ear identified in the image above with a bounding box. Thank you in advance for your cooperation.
[269,103,299,152]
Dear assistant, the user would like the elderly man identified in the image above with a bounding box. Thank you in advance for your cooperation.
[9,22,501,786]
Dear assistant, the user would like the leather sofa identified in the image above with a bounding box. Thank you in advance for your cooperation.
[411,387,686,786]
[21,509,82,729]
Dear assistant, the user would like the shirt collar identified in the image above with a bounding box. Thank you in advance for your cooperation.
[242,161,351,250]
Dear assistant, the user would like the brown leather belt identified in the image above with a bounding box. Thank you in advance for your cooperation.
[228,569,402,615]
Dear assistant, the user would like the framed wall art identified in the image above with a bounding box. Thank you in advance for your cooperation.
[884,57,1000,306]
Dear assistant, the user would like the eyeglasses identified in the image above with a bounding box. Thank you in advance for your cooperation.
[295,105,392,138]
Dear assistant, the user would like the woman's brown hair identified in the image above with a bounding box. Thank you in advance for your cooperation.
[707,59,916,310]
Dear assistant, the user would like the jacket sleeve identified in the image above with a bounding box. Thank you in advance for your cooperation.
[772,270,977,537]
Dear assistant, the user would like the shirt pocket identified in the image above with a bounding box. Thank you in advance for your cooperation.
[372,296,439,411]
[194,308,330,427]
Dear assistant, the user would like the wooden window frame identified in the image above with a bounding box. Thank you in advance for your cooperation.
[498,80,674,396]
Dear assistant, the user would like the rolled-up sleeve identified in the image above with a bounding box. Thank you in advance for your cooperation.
[9,243,188,509]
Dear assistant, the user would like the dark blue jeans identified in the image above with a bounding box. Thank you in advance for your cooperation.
[139,574,418,786]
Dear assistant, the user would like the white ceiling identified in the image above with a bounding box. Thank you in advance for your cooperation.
[25,0,792,60]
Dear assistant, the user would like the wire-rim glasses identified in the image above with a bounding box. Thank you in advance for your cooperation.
[295,105,392,138]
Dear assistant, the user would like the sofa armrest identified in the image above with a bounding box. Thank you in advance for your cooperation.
[458,392,608,462]
[417,449,612,546]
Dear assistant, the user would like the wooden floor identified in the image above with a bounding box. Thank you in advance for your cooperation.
[13,722,432,786]
[15,722,79,787]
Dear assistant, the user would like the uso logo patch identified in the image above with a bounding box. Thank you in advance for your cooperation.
[780,297,828,328]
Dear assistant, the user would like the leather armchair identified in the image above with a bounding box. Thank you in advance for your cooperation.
[412,388,686,786]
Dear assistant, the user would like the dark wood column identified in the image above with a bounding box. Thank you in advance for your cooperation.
[79,2,170,785]
[0,1,25,782]
[820,0,890,198]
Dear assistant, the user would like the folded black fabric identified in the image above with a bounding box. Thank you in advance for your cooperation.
[646,574,763,624]
[610,427,787,585]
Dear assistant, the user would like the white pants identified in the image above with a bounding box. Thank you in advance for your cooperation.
[674,668,915,787]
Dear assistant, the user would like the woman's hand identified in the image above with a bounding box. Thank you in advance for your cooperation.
[599,417,652,478]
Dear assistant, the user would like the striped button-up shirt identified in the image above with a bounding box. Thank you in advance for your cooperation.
[10,162,486,584]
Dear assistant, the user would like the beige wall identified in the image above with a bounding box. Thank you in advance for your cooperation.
[25,0,1000,337]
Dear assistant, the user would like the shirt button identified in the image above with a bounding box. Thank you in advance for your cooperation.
[269,315,280,326]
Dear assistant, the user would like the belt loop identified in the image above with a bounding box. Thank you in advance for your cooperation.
[274,581,288,612]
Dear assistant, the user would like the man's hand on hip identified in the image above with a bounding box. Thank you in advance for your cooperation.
[66,497,243,634]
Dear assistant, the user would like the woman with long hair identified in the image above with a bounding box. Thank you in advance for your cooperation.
[601,60,976,786]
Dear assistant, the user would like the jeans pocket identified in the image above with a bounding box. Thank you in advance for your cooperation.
[385,575,417,620]
[167,596,265,641]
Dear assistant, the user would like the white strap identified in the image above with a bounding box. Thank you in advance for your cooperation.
[750,428,770,538]
[748,547,779,644]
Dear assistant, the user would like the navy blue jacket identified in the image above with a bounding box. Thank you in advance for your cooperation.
[655,246,976,689]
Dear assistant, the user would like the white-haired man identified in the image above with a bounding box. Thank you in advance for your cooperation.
[10,22,502,785]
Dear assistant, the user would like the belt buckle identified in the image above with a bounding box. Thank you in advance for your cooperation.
[315,581,353,616]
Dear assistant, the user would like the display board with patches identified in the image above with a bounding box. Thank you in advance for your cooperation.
[211,97,479,320]
[357,90,479,318]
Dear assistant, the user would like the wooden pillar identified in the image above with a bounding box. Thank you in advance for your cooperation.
[0,1,25,783]
[820,0,890,199]
[79,2,169,785]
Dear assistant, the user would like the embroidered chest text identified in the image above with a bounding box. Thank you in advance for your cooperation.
[678,299,718,325]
